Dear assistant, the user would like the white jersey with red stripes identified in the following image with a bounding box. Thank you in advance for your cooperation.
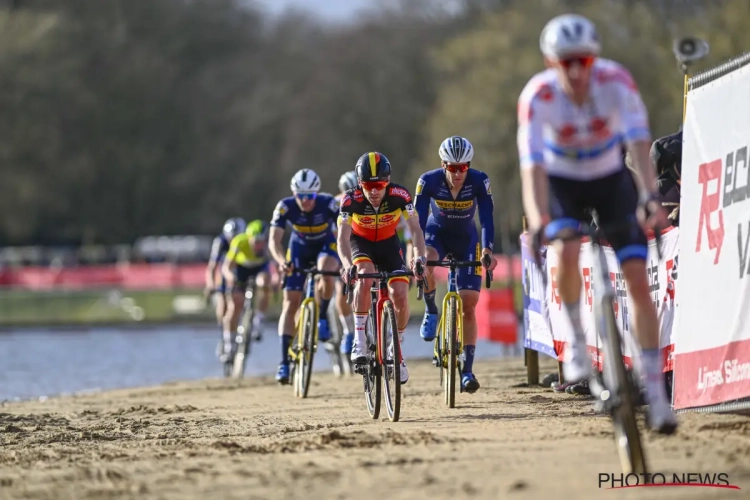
[517,58,651,181]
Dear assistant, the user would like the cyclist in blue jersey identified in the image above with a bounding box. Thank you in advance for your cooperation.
[334,171,359,356]
[204,217,246,360]
[414,136,498,393]
[269,169,340,385]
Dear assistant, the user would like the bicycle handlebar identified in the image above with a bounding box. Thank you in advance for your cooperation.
[426,254,493,289]
[343,262,426,304]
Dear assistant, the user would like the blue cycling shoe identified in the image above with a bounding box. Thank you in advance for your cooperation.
[317,318,331,342]
[461,372,480,393]
[276,363,290,385]
[420,312,438,342]
[340,332,354,355]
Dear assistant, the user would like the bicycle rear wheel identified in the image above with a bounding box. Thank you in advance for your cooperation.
[294,300,318,399]
[601,301,648,476]
[363,312,381,419]
[445,296,458,408]
[381,301,401,422]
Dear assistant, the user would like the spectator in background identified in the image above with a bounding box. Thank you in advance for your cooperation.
[650,130,682,227]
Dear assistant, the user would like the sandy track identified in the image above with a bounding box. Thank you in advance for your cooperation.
[1,357,749,500]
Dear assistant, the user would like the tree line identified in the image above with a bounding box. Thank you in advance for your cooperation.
[0,0,746,251]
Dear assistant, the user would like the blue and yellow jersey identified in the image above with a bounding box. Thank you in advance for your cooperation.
[270,193,338,242]
[225,233,269,268]
[413,168,495,250]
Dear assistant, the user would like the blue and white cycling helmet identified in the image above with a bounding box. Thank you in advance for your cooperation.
[540,14,601,60]
[222,217,247,240]
[439,136,474,164]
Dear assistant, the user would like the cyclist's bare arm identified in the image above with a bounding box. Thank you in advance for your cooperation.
[625,140,659,198]
[205,262,217,289]
[269,226,286,266]
[406,216,427,263]
[221,259,237,284]
[521,166,550,229]
[337,223,354,269]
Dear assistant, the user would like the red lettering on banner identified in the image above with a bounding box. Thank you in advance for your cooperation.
[696,159,725,264]
[582,267,593,312]
[609,271,619,319]
[549,266,561,309]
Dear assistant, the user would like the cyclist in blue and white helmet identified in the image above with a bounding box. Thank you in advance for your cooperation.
[413,135,498,395]
[205,217,247,355]
[439,136,474,165]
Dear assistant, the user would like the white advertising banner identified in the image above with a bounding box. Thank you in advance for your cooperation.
[674,62,750,410]
[521,229,679,372]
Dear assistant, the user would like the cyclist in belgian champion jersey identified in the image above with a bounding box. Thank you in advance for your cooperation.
[337,152,428,384]
[414,136,498,393]
[269,169,340,385]
[518,14,676,433]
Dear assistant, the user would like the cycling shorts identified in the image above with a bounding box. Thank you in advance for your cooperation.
[284,233,338,291]
[424,222,482,291]
[232,262,270,292]
[351,234,409,285]
[544,168,648,263]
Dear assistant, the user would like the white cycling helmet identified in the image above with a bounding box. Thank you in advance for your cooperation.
[338,171,358,192]
[439,136,474,163]
[290,168,321,193]
[540,14,601,60]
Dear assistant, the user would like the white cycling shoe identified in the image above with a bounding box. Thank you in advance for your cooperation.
[400,361,409,385]
[563,339,592,384]
[646,396,678,434]
[351,342,368,364]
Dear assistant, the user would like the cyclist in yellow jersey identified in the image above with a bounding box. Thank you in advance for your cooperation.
[220,220,273,361]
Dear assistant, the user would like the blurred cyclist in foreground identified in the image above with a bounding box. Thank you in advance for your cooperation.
[518,14,676,433]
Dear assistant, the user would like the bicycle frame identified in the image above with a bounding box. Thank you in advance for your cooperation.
[433,267,464,366]
[288,271,320,363]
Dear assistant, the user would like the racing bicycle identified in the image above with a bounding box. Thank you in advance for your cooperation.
[344,264,425,422]
[428,254,492,408]
[287,267,341,399]
[227,277,258,379]
[542,222,662,477]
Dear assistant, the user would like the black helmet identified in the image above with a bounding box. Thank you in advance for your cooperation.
[355,152,391,182]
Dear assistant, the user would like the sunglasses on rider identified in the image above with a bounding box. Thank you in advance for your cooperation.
[361,180,389,191]
[295,192,317,202]
[443,162,470,173]
[558,55,595,70]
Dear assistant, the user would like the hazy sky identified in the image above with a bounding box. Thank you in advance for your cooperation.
[252,0,372,22]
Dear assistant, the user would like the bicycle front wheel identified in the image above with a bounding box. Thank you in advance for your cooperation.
[364,312,381,419]
[232,294,255,379]
[294,300,318,399]
[445,296,458,408]
[381,301,401,422]
[601,301,648,476]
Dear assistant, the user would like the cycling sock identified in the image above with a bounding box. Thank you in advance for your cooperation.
[424,289,438,314]
[463,345,476,373]
[641,348,667,401]
[354,313,368,345]
[563,300,585,341]
[280,334,292,365]
[339,313,354,336]
[253,311,265,327]
[319,298,331,318]
[222,329,232,345]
